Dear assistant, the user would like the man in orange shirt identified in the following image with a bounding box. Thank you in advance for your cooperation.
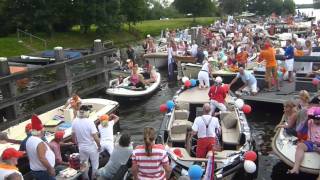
[258,43,280,91]
[236,47,249,68]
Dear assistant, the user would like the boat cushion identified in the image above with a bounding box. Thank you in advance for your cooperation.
[220,111,237,129]
[174,110,189,120]
[170,120,193,142]
[221,120,240,146]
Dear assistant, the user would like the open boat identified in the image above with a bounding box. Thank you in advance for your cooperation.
[155,87,257,179]
[272,116,320,175]
[106,72,161,98]
[0,98,119,155]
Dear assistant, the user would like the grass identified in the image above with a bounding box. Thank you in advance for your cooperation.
[0,17,216,57]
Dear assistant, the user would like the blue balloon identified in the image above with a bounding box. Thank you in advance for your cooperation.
[166,100,175,110]
[188,165,203,180]
[190,79,197,87]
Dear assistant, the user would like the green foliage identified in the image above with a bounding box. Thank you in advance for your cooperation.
[283,0,296,14]
[246,0,295,15]
[121,0,147,27]
[173,0,217,18]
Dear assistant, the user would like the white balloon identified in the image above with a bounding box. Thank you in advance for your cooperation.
[182,77,189,83]
[235,99,244,109]
[244,160,256,173]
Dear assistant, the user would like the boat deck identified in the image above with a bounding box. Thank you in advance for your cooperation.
[240,81,315,104]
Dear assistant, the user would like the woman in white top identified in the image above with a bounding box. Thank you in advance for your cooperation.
[98,114,119,155]
[198,60,212,88]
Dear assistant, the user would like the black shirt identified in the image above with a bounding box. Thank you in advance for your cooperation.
[127,49,135,61]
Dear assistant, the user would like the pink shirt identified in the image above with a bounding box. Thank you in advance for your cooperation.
[131,74,139,85]
[308,119,320,143]
[49,141,62,164]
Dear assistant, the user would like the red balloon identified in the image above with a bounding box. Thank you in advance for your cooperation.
[223,84,230,93]
[244,151,257,161]
[160,104,168,113]
[184,80,191,88]
[242,104,252,114]
[312,78,320,86]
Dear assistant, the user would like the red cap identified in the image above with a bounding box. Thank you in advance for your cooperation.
[264,42,271,49]
[25,123,32,133]
[173,149,183,158]
[31,114,43,131]
[1,148,24,160]
[55,131,65,140]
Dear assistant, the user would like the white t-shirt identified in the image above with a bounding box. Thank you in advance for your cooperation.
[236,71,257,86]
[201,61,210,72]
[191,44,198,57]
[0,168,23,179]
[192,115,220,138]
[72,117,98,149]
[98,121,115,143]
[26,136,55,171]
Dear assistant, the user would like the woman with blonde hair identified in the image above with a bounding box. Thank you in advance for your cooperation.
[129,65,145,89]
[276,100,298,136]
[132,127,172,180]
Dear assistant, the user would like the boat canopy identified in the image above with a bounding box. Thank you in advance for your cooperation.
[42,50,82,59]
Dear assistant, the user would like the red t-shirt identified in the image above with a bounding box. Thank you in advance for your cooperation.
[208,85,227,104]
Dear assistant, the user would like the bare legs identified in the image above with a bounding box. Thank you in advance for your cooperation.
[289,143,308,174]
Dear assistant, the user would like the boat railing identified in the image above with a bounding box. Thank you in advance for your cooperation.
[16,28,47,49]
[0,48,117,130]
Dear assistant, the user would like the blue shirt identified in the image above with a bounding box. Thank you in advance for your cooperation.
[236,71,257,86]
[285,45,294,59]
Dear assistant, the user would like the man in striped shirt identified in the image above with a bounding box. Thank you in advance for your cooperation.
[131,127,172,180]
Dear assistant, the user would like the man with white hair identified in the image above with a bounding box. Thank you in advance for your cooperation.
[229,67,258,95]
[208,76,227,115]
[192,103,221,158]
[72,105,101,179]
[26,115,56,179]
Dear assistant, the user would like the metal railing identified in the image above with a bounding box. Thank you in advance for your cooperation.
[16,28,47,49]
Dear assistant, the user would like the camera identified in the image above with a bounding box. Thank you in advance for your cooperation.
[79,105,93,111]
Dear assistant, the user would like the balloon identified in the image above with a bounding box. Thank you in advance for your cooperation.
[235,99,244,109]
[244,151,257,161]
[190,79,197,87]
[182,76,189,83]
[188,165,203,179]
[222,84,230,93]
[277,71,282,78]
[159,104,168,113]
[242,104,252,114]
[166,100,175,110]
[312,78,320,86]
[244,160,256,173]
[184,80,191,88]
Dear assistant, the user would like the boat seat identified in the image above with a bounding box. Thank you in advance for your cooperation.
[174,110,189,120]
[170,120,193,142]
[220,112,240,146]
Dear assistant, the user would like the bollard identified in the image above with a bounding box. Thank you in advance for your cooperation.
[93,39,103,52]
[0,57,10,76]
[54,47,64,61]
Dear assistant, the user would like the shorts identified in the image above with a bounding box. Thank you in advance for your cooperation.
[243,81,258,93]
[198,71,210,87]
[265,66,277,81]
[196,137,215,158]
[285,58,294,71]
[304,141,320,152]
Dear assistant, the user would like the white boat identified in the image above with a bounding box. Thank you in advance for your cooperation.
[143,52,168,69]
[0,98,119,155]
[272,121,320,175]
[155,87,257,179]
[106,72,161,98]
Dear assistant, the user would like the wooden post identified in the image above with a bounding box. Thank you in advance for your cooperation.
[93,39,103,52]
[54,46,64,61]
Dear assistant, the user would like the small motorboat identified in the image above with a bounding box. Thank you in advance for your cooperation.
[106,72,161,98]
[272,116,320,175]
[155,87,257,179]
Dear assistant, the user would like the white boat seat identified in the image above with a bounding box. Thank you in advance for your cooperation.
[170,120,193,142]
[174,110,189,120]
[220,111,240,146]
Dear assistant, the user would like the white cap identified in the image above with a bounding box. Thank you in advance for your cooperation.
[147,34,151,38]
[94,39,101,43]
[54,46,63,50]
[215,76,223,83]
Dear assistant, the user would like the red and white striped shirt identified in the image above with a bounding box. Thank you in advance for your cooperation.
[132,144,169,180]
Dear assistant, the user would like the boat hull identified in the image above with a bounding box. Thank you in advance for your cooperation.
[143,53,168,69]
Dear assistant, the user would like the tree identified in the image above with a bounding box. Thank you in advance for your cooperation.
[120,0,147,30]
[173,0,216,21]
[96,0,122,34]
[283,0,295,15]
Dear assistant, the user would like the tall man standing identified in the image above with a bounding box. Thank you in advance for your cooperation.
[72,105,101,179]
[284,39,295,82]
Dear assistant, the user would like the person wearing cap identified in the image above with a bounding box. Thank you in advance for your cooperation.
[192,104,220,158]
[72,105,101,179]
[49,131,70,166]
[63,93,82,119]
[0,148,24,179]
[19,123,32,151]
[208,76,227,115]
[96,133,133,179]
[289,107,320,174]
[229,67,258,95]
[98,114,119,155]
[258,42,280,91]
[26,115,56,179]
